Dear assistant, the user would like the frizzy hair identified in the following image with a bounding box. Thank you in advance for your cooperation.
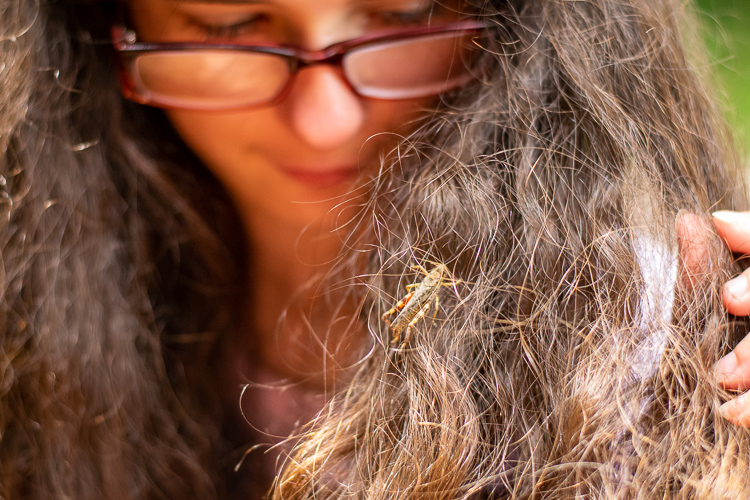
[0,0,242,497]
[0,0,748,498]
[274,0,750,498]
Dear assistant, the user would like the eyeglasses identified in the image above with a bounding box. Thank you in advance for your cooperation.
[111,21,485,111]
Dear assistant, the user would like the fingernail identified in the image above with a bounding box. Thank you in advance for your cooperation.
[719,392,750,421]
[725,275,750,300]
[715,351,738,375]
[718,399,735,420]
[712,210,745,224]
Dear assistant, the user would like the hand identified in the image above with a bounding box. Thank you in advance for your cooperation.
[710,211,750,426]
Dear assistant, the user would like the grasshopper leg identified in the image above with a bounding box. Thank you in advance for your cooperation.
[399,301,431,349]
[382,291,414,324]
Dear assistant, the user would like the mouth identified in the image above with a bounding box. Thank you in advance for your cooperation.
[279,165,360,188]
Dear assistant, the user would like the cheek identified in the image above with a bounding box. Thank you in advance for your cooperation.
[165,111,254,162]
[377,97,434,126]
[164,97,435,168]
[363,98,435,142]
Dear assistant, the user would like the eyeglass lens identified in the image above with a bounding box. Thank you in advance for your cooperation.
[134,51,291,109]
[127,31,478,109]
[344,32,476,100]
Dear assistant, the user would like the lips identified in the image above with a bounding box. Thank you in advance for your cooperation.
[279,165,359,188]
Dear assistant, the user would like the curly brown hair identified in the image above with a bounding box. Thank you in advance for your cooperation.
[0,0,748,498]
[275,0,750,497]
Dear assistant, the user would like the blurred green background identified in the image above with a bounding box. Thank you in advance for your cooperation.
[696,0,750,162]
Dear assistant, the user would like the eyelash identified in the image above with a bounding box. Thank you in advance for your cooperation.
[182,3,443,41]
[371,6,435,27]
[187,15,268,40]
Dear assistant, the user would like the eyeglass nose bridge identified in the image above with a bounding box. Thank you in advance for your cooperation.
[285,48,347,74]
[112,21,486,110]
[275,47,357,100]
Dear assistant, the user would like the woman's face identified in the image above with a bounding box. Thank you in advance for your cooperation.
[126,0,461,229]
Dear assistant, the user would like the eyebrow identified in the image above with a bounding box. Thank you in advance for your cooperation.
[172,0,373,4]
[172,0,269,4]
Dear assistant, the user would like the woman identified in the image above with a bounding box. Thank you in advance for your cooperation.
[3,0,750,498]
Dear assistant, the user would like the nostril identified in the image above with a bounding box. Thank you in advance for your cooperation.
[286,66,365,150]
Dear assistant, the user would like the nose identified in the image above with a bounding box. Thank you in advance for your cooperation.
[283,66,365,150]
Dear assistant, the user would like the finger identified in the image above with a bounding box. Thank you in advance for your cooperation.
[715,331,750,390]
[718,391,750,428]
[713,210,750,255]
[676,212,712,290]
[722,269,750,317]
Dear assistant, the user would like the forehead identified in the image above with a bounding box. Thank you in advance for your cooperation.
[125,0,463,43]
[147,0,437,6]
[127,0,451,27]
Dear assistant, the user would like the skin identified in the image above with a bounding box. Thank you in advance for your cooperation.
[125,0,462,484]
[676,210,750,427]
[127,0,456,377]
[710,211,750,426]
[126,0,750,486]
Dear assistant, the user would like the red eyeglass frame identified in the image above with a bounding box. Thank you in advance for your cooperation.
[111,19,487,111]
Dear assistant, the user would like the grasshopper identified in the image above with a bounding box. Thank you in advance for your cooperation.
[382,264,458,348]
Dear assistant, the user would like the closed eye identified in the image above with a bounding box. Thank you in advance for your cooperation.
[185,14,271,40]
[374,8,433,26]
[365,1,460,30]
